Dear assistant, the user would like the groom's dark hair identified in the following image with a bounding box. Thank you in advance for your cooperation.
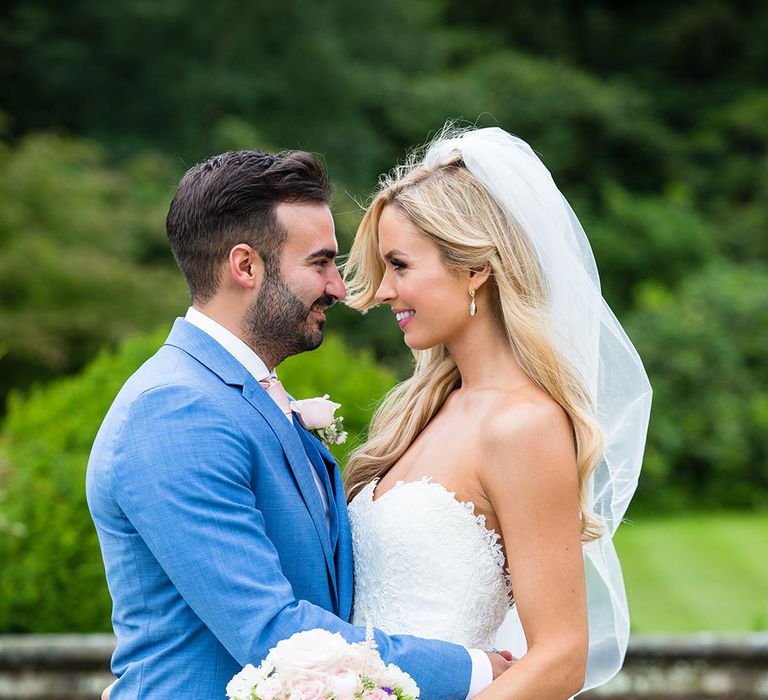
[166,149,332,303]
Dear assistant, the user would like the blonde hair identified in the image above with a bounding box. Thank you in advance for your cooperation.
[344,134,605,542]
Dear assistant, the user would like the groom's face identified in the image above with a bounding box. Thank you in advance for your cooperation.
[245,202,345,360]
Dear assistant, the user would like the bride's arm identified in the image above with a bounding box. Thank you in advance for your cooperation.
[476,402,588,700]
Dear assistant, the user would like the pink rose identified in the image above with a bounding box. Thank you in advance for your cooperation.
[290,394,341,430]
[366,690,390,700]
[297,680,325,699]
[255,676,282,700]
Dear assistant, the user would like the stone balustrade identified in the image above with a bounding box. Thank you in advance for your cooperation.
[0,633,766,699]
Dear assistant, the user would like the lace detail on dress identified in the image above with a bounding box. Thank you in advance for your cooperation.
[348,477,513,651]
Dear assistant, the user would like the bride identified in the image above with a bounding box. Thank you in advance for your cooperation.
[343,126,652,699]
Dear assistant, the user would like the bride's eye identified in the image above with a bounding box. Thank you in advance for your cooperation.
[391,258,407,272]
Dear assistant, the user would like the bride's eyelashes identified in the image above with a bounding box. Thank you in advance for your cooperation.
[389,258,408,272]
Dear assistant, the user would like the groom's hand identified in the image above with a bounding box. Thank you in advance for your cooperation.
[486,650,517,679]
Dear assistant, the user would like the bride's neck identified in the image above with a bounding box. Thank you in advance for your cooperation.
[445,313,529,392]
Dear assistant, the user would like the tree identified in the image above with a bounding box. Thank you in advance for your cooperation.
[626,263,768,513]
[0,131,188,408]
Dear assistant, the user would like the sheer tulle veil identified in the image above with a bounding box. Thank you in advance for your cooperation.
[423,127,652,693]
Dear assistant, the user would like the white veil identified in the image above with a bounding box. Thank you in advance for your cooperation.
[424,127,652,693]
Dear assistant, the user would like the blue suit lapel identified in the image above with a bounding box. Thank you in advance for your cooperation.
[296,432,354,622]
[163,318,339,611]
[293,423,339,550]
[240,379,337,596]
[334,479,354,622]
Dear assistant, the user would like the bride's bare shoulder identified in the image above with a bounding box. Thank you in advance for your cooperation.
[479,390,577,485]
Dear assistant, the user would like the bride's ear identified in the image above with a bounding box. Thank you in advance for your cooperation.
[468,262,492,291]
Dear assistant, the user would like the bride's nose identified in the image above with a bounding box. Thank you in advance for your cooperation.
[375,270,396,304]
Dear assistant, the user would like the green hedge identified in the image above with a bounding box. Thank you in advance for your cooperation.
[0,328,394,633]
[626,262,768,513]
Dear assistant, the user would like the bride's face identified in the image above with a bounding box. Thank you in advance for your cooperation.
[375,205,470,350]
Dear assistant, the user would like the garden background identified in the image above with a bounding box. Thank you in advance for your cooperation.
[1,0,766,637]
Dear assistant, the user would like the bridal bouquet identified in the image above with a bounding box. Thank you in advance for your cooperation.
[226,628,419,700]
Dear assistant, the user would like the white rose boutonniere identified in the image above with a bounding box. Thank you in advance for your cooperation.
[290,394,348,445]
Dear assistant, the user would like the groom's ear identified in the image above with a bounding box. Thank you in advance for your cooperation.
[228,244,265,291]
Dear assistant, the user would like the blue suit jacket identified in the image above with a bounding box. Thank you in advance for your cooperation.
[86,319,472,698]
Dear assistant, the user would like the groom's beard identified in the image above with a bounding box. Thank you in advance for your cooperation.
[244,268,335,368]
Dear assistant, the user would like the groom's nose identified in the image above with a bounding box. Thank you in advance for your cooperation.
[326,264,346,301]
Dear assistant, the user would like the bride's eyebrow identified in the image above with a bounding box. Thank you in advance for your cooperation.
[382,249,409,261]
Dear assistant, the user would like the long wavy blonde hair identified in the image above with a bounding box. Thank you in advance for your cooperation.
[344,137,605,542]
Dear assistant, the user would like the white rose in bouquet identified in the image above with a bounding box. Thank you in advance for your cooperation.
[255,675,283,700]
[326,669,360,700]
[226,663,272,700]
[267,629,350,678]
[382,663,420,699]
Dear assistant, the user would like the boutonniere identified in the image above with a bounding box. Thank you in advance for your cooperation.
[289,394,348,446]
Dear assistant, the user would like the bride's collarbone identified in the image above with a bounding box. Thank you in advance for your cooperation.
[372,396,507,518]
[374,451,492,517]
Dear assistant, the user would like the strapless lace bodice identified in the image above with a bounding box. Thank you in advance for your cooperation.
[348,478,512,650]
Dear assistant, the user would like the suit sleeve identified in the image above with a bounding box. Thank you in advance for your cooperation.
[110,384,472,700]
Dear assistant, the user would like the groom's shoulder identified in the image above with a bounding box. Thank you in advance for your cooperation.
[101,341,237,431]
[120,341,210,398]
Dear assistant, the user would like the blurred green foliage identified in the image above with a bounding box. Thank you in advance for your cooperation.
[627,263,768,513]
[0,328,394,632]
[280,332,396,462]
[0,132,188,401]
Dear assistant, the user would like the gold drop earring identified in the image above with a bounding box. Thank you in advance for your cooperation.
[469,288,477,317]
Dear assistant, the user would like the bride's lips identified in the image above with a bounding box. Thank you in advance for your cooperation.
[393,308,415,330]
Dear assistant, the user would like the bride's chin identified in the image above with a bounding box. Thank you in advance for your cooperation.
[403,333,440,352]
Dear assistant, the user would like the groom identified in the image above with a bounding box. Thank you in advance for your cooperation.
[87,149,510,699]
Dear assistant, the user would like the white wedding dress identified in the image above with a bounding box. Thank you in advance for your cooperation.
[348,477,513,650]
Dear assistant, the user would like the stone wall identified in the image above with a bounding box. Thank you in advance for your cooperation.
[584,634,768,699]
[0,635,113,700]
[0,634,766,699]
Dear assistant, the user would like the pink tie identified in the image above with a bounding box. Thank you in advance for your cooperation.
[258,376,293,419]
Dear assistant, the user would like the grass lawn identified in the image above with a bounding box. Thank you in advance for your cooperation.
[614,511,768,633]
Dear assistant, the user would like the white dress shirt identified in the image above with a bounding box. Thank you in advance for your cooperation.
[184,307,492,698]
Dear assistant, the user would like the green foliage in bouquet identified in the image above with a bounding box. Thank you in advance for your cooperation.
[627,263,768,513]
[0,327,395,633]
